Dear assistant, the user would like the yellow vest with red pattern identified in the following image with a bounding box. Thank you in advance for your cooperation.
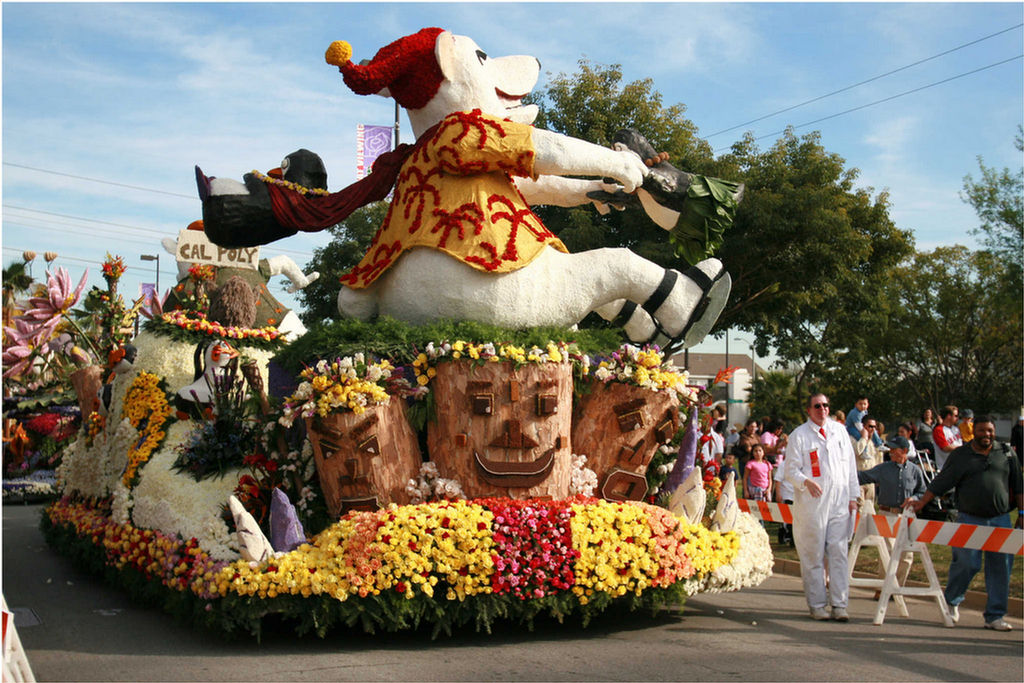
[340,109,569,289]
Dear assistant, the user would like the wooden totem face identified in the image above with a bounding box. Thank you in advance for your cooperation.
[427,362,573,499]
[571,383,680,502]
[305,399,421,519]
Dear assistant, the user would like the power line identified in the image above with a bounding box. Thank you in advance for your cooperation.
[714,54,1023,153]
[2,246,174,277]
[705,22,1024,138]
[3,162,197,199]
[3,204,316,261]
[5,204,176,236]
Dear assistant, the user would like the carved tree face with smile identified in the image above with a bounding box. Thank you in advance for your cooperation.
[427,361,573,499]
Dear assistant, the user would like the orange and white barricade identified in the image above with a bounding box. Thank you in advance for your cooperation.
[847,502,912,620]
[737,498,1024,627]
[2,595,35,683]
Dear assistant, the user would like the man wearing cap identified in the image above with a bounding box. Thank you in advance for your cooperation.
[906,416,1023,632]
[857,435,927,589]
[783,393,860,621]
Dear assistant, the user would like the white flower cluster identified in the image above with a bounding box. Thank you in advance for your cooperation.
[110,479,134,526]
[590,344,699,403]
[129,421,241,561]
[691,512,774,596]
[404,461,465,504]
[567,454,598,497]
[57,418,136,499]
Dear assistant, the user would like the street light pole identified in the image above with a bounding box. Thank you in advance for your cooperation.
[140,253,160,301]
[724,333,730,428]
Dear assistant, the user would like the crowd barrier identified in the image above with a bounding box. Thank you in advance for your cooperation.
[2,595,35,683]
[736,498,1022,626]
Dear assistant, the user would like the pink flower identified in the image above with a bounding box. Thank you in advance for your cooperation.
[24,267,88,323]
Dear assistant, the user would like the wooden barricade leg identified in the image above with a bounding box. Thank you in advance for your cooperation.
[2,595,36,683]
[848,503,910,619]
[873,515,955,627]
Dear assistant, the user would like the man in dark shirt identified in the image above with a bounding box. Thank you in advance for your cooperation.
[906,416,1023,631]
[859,435,927,589]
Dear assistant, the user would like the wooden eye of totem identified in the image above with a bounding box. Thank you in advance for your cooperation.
[536,393,558,416]
[472,394,493,415]
[614,398,646,432]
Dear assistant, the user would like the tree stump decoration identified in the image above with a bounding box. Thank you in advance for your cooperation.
[305,398,422,519]
[571,382,680,502]
[426,361,573,499]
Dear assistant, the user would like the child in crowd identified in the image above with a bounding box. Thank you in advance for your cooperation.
[743,444,773,501]
[719,452,738,484]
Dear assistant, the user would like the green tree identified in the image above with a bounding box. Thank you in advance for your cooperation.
[960,126,1023,274]
[827,246,1022,419]
[715,128,914,403]
[747,369,803,426]
[298,202,388,326]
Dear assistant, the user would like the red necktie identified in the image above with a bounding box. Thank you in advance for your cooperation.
[819,427,827,440]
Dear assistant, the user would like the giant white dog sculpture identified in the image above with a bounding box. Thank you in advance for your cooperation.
[199,28,733,350]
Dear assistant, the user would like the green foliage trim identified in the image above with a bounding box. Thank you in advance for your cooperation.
[273,317,626,375]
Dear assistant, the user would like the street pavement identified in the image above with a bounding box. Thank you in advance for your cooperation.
[4,503,1022,682]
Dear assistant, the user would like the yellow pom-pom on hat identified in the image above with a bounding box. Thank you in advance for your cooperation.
[325,40,353,68]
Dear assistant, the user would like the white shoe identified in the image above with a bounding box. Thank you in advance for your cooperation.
[809,606,830,621]
[984,618,1012,632]
[832,607,849,622]
[948,604,960,623]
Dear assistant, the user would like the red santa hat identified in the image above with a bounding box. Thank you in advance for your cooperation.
[325,27,445,110]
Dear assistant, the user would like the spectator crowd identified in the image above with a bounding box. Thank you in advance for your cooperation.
[691,395,1023,632]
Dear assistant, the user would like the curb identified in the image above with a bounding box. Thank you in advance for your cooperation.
[772,558,1023,618]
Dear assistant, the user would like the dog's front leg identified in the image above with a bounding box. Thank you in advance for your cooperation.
[531,130,648,192]
[515,176,626,213]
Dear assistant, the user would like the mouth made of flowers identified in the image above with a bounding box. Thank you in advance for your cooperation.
[474,447,556,487]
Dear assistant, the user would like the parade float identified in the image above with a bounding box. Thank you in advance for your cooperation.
[16,27,771,639]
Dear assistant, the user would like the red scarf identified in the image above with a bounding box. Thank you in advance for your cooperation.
[265,123,439,232]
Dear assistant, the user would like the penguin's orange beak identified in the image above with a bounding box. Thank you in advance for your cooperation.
[210,343,240,363]
[267,167,283,179]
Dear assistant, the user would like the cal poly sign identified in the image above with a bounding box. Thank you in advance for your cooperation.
[176,230,259,270]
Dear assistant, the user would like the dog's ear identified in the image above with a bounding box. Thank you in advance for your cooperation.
[434,30,457,81]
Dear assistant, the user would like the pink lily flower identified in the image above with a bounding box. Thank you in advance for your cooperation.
[23,267,89,322]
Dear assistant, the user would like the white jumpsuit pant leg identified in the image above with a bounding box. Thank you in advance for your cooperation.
[793,498,852,610]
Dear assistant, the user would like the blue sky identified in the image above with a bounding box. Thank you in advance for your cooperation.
[3,2,1022,363]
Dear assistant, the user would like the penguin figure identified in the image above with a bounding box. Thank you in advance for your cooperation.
[196,149,328,249]
[174,340,240,419]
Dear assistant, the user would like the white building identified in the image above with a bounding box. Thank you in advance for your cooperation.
[669,351,767,428]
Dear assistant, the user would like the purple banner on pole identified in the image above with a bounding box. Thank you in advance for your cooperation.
[356,124,393,179]
[139,282,156,305]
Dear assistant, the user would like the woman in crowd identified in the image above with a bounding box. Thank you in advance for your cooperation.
[896,422,918,461]
[732,419,761,473]
[760,419,787,466]
[916,407,936,459]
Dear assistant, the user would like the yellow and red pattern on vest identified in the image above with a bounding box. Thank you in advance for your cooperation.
[340,109,568,288]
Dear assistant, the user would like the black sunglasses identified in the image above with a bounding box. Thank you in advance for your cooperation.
[812,402,829,409]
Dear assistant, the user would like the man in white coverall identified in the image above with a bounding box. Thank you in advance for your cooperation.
[783,393,860,621]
